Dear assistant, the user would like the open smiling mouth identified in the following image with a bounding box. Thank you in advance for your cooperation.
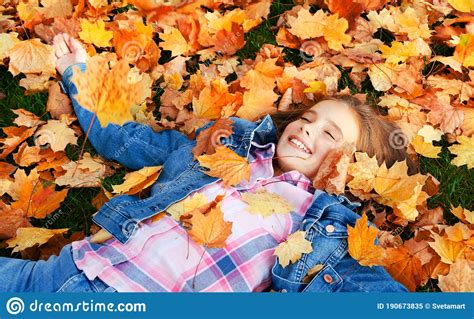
[288,136,312,155]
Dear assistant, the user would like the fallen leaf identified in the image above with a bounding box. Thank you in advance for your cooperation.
[347,213,385,267]
[187,202,232,248]
[111,166,162,195]
[78,19,113,47]
[192,118,234,158]
[428,231,466,264]
[197,145,251,187]
[34,120,78,152]
[274,230,313,268]
[71,55,152,127]
[0,201,31,240]
[7,38,56,76]
[241,188,293,217]
[448,135,474,169]
[438,259,474,292]
[6,227,68,253]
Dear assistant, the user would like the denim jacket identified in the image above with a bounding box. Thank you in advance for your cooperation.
[59,63,408,292]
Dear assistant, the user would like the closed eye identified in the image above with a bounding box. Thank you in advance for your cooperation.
[301,117,310,122]
[325,130,335,140]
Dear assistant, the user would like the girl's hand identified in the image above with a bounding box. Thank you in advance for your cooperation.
[90,228,113,244]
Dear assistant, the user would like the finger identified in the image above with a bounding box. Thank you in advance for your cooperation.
[57,34,70,56]
[54,41,65,58]
[67,35,84,52]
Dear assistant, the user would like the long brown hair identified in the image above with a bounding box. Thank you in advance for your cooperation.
[269,94,419,175]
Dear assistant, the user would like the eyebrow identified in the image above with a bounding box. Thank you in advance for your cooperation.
[303,110,343,136]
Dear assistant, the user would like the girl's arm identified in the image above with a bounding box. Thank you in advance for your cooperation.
[58,63,192,170]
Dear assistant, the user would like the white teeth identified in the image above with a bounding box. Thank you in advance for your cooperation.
[290,138,311,154]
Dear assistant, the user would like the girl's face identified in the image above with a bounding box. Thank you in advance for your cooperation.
[275,100,361,180]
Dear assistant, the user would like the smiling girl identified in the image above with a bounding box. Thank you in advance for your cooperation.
[0,33,414,292]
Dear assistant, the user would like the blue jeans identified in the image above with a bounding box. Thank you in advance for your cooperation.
[0,244,116,293]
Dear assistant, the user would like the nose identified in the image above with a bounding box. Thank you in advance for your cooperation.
[300,123,311,137]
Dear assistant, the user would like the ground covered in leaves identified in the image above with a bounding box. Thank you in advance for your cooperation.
[0,0,473,292]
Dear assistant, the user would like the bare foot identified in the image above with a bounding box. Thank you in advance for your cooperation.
[53,33,88,76]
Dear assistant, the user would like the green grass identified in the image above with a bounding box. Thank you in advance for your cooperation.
[0,0,472,277]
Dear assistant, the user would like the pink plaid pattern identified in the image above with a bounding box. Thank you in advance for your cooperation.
[71,142,315,292]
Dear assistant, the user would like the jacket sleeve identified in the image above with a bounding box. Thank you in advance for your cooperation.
[58,63,192,170]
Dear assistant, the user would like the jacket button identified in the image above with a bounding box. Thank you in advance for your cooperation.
[323,274,333,284]
[325,224,335,233]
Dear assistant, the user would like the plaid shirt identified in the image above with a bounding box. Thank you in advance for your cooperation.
[71,142,315,292]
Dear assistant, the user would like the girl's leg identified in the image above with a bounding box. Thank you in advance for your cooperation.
[0,243,115,293]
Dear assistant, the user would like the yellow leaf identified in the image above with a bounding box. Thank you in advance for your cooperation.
[166,193,208,221]
[6,227,68,253]
[322,13,351,51]
[187,203,232,248]
[112,166,162,195]
[448,135,474,169]
[242,188,293,217]
[394,7,432,40]
[303,81,327,94]
[418,125,443,143]
[78,19,113,47]
[197,145,251,187]
[380,41,419,64]
[347,152,379,193]
[428,232,466,264]
[448,0,474,12]
[159,27,190,57]
[393,182,429,221]
[411,135,441,158]
[368,63,394,91]
[71,55,151,127]
[274,230,313,268]
[207,9,246,32]
[347,213,385,267]
[16,0,40,22]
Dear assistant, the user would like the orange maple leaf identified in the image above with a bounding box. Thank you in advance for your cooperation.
[347,213,385,267]
[197,145,250,187]
[187,202,232,248]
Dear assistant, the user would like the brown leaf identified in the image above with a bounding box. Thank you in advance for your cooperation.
[383,246,426,291]
[46,82,73,119]
[0,201,31,240]
[192,118,234,159]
